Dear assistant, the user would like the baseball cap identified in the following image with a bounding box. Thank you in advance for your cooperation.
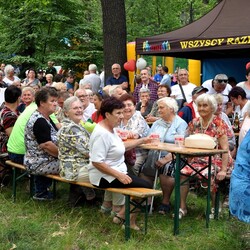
[192,86,208,96]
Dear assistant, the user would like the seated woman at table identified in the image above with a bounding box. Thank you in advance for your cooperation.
[229,129,250,223]
[118,93,150,176]
[24,87,60,200]
[88,97,152,230]
[57,96,95,206]
[180,93,233,219]
[140,97,187,215]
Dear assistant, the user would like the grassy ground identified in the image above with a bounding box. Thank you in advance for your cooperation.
[0,181,249,250]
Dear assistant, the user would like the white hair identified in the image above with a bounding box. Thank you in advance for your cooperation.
[88,64,97,72]
[195,93,218,113]
[157,97,179,114]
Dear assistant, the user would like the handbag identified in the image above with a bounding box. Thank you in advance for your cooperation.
[124,148,136,166]
[165,157,187,177]
[177,84,187,111]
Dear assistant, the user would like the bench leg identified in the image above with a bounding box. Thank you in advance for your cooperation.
[125,195,131,241]
[52,179,57,198]
[206,156,212,228]
[12,167,17,202]
[29,175,34,198]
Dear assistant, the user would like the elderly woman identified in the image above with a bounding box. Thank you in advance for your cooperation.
[91,92,103,123]
[229,129,250,223]
[3,64,20,86]
[57,96,95,206]
[146,85,171,123]
[136,88,153,118]
[180,94,233,219]
[18,87,35,113]
[45,74,53,87]
[89,97,152,230]
[24,88,59,200]
[118,93,150,176]
[141,97,187,214]
[22,69,41,88]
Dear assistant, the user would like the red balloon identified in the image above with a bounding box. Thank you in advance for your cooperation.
[124,59,136,72]
[246,62,250,70]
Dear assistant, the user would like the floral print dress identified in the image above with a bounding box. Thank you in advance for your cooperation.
[181,116,233,178]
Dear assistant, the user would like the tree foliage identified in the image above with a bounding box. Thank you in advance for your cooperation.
[0,0,103,73]
[0,0,219,74]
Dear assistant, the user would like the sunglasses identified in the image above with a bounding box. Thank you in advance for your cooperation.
[216,79,228,83]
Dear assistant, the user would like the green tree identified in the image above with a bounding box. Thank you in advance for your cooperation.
[101,0,128,84]
[0,0,103,75]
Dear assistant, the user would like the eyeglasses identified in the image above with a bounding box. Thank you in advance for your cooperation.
[216,79,228,83]
[124,103,134,107]
[77,94,88,98]
[112,68,119,70]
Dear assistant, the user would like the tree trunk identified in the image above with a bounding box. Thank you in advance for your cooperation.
[101,0,128,86]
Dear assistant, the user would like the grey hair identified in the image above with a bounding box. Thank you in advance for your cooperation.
[22,86,35,96]
[88,64,97,71]
[214,74,228,84]
[195,93,218,113]
[109,85,122,96]
[157,97,179,114]
[4,64,14,76]
[139,88,150,95]
[63,96,82,113]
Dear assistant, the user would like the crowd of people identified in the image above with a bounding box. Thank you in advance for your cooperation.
[0,60,249,229]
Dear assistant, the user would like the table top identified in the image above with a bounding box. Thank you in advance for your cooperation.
[139,142,227,156]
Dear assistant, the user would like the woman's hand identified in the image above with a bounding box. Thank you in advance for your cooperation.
[155,154,172,169]
[216,170,226,181]
[117,172,132,184]
[155,158,167,168]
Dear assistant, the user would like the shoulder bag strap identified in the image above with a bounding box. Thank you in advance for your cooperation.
[179,84,187,102]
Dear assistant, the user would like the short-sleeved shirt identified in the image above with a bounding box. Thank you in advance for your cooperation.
[88,124,127,186]
[171,82,196,103]
[24,110,58,173]
[105,75,128,86]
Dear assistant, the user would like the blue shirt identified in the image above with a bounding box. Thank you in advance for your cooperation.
[105,75,128,86]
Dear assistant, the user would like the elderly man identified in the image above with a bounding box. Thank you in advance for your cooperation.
[202,73,232,113]
[79,64,101,93]
[170,68,196,106]
[74,89,96,122]
[105,63,128,90]
[133,68,158,103]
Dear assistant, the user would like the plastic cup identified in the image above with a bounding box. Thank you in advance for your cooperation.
[174,135,184,147]
[119,130,128,141]
[149,133,160,144]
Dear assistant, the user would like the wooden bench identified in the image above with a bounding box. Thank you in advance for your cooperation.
[6,160,162,240]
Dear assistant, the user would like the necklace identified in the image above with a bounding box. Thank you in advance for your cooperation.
[200,115,214,133]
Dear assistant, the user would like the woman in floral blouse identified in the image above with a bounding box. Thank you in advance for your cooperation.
[57,96,95,206]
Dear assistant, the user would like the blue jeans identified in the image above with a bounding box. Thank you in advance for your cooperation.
[34,175,52,194]
[8,152,24,165]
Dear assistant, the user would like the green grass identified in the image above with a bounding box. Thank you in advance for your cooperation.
[0,181,249,250]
